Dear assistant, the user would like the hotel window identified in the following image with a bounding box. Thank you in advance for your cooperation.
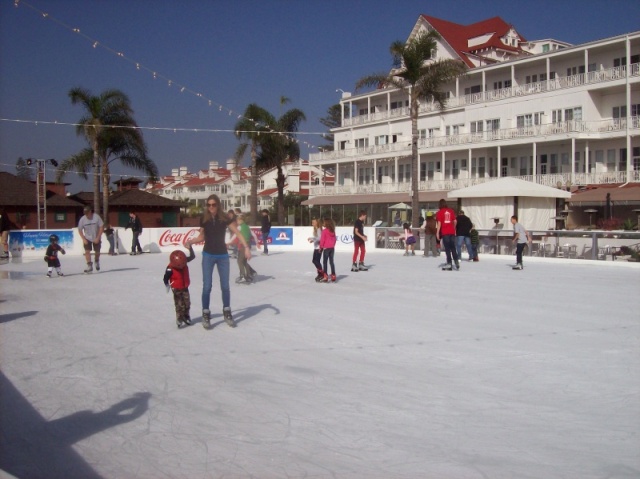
[354,138,368,149]
[607,149,616,170]
[470,121,483,133]
[478,157,486,177]
[54,212,66,223]
[427,127,440,137]
[420,162,427,181]
[359,108,368,116]
[519,157,528,175]
[501,158,508,177]
[339,141,347,150]
[619,148,627,172]
[540,155,547,175]
[375,135,388,146]
[542,44,550,53]
[550,154,558,174]
[486,119,500,131]
[633,147,640,171]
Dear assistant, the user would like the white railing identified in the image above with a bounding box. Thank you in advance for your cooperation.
[308,171,635,197]
[311,116,639,163]
[337,63,638,128]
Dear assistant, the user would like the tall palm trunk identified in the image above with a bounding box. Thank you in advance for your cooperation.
[250,142,258,226]
[102,159,110,222]
[276,166,286,224]
[410,90,420,227]
[92,140,100,215]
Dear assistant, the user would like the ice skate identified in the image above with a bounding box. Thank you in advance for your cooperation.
[350,263,358,272]
[512,263,523,270]
[319,273,329,283]
[202,309,211,329]
[223,307,236,328]
[454,260,460,270]
[330,274,336,283]
[46,272,52,278]
[84,262,93,273]
[95,261,100,271]
[357,262,368,271]
[442,263,453,271]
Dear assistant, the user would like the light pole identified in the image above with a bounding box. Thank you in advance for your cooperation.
[26,158,58,229]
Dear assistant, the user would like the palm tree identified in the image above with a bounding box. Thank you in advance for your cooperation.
[58,87,157,219]
[255,98,306,225]
[234,103,271,226]
[356,31,466,226]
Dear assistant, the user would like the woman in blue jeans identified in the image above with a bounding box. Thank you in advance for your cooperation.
[186,194,250,330]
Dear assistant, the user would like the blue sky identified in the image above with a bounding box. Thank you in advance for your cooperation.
[1,0,639,193]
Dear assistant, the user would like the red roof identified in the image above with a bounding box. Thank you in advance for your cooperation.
[421,15,526,68]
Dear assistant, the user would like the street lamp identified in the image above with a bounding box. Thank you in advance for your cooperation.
[26,158,58,229]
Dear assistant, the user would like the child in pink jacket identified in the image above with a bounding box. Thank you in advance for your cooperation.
[319,218,337,282]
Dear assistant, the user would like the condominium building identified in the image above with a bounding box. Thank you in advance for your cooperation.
[307,15,640,217]
[145,159,333,213]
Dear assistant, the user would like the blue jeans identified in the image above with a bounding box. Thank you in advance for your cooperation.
[201,253,230,311]
[456,235,473,260]
[322,248,335,275]
[441,235,459,264]
[262,233,269,254]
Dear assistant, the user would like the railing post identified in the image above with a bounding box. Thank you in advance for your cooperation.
[591,232,598,260]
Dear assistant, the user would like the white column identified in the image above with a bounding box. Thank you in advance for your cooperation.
[532,143,537,183]
[571,138,576,185]
[354,160,358,190]
[394,158,399,189]
[497,146,502,177]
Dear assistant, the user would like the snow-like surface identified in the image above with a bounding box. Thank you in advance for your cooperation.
[1,251,638,479]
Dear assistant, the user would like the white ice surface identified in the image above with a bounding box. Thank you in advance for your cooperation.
[1,251,639,479]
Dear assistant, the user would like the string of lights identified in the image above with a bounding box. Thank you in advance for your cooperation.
[12,0,326,150]
[0,118,327,137]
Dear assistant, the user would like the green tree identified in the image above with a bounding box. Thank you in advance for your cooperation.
[356,31,466,226]
[234,103,272,226]
[256,98,306,225]
[319,104,342,152]
[57,87,157,219]
[15,157,32,181]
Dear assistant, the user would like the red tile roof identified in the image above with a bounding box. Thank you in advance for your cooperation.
[421,15,526,67]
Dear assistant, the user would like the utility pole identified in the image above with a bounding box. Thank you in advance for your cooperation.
[26,158,58,229]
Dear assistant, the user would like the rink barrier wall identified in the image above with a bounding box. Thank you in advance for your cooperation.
[6,227,639,262]
[6,226,376,258]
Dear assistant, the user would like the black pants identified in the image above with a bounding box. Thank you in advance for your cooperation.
[312,249,322,271]
[441,235,459,264]
[131,232,142,254]
[516,242,526,265]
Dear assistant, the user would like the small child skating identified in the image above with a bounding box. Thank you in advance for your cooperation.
[163,246,196,328]
[319,217,337,283]
[403,222,416,256]
[235,213,259,283]
[469,225,480,261]
[44,234,65,277]
[308,217,324,281]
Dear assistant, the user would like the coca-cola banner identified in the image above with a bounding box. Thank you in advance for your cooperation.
[8,226,375,259]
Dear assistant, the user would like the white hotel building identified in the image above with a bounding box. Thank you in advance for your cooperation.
[307,15,640,222]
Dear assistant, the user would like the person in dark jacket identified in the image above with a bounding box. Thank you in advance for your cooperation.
[260,209,271,255]
[125,212,143,255]
[455,210,474,261]
[0,209,11,258]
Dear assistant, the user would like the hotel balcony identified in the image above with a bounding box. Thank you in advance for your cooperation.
[310,117,639,165]
[339,63,640,129]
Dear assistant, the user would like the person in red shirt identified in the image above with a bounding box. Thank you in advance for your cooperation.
[163,245,196,328]
[435,199,460,270]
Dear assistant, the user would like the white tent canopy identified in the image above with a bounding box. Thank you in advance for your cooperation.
[448,177,571,199]
[388,202,412,210]
[447,178,571,231]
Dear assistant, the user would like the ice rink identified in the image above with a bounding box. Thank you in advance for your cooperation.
[1,249,639,479]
